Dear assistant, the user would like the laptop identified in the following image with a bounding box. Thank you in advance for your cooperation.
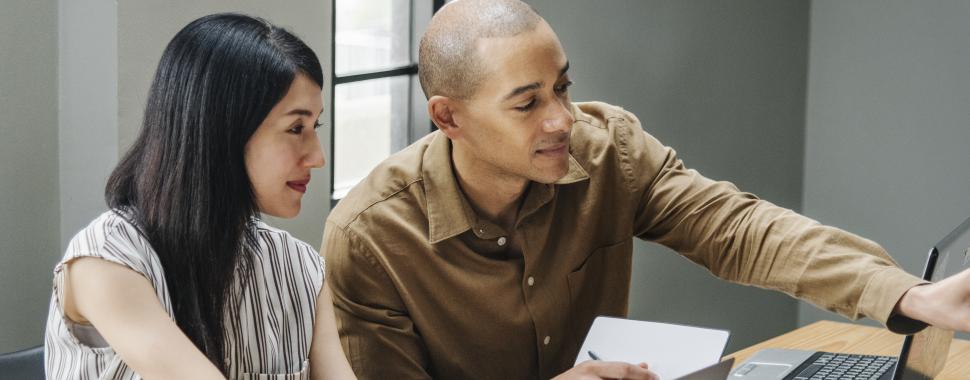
[729,216,970,380]
[679,357,735,380]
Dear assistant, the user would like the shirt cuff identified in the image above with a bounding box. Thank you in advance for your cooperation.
[859,266,929,334]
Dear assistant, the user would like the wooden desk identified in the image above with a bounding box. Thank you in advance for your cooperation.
[725,320,970,379]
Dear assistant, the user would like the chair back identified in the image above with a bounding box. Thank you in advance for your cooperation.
[0,345,44,380]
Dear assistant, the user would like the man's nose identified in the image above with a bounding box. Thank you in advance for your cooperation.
[542,101,574,133]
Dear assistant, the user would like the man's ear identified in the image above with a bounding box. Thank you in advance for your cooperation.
[428,95,461,140]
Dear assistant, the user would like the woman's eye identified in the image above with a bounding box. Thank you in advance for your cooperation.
[515,99,537,112]
[313,121,323,130]
[287,125,304,134]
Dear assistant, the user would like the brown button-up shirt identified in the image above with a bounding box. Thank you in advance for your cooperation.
[322,102,924,380]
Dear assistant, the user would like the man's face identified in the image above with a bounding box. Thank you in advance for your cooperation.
[452,21,575,184]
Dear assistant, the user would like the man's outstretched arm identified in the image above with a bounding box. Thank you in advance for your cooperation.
[602,106,932,332]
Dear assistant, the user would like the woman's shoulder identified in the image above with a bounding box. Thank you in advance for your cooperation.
[83,209,136,232]
[65,210,147,255]
[60,209,158,273]
[251,220,325,273]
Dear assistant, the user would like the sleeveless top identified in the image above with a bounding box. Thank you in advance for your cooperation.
[44,210,325,379]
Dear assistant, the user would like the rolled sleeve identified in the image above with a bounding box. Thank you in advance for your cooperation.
[860,267,928,334]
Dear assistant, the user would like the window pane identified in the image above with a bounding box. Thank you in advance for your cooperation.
[333,76,410,197]
[335,0,411,76]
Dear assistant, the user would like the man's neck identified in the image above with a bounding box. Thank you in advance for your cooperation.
[451,144,528,230]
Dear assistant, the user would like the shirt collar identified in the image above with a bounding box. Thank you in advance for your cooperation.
[422,123,590,244]
[558,103,593,186]
[423,133,476,244]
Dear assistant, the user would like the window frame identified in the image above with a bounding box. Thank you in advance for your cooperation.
[328,0,446,204]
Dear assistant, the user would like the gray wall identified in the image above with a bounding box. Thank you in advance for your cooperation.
[0,0,60,353]
[0,0,332,353]
[7,0,965,357]
[529,0,810,351]
[117,0,333,243]
[58,0,333,254]
[800,0,970,326]
[59,0,118,251]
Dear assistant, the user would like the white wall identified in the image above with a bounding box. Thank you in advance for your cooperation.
[801,0,970,327]
[528,0,810,352]
[0,0,60,353]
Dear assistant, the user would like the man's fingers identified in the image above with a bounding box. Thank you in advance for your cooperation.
[586,361,658,380]
[553,361,659,380]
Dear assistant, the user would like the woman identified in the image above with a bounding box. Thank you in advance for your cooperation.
[44,13,355,379]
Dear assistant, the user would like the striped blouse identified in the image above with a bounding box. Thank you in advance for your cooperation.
[44,210,325,379]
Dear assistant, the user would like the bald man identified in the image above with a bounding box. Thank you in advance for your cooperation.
[321,1,970,379]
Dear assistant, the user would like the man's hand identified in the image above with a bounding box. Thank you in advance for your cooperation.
[896,267,970,333]
[552,360,659,380]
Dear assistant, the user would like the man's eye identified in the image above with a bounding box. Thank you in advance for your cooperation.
[515,99,537,112]
[555,80,574,94]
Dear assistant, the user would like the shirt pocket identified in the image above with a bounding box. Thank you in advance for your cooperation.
[240,359,310,380]
[565,240,633,345]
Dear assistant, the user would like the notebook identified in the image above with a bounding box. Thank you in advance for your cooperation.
[575,316,731,379]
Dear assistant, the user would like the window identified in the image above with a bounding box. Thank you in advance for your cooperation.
[330,0,448,201]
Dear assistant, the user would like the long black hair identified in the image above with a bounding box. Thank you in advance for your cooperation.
[105,13,323,373]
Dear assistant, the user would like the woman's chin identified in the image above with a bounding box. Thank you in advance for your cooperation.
[260,204,301,219]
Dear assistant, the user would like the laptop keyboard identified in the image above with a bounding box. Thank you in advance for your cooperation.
[790,352,897,380]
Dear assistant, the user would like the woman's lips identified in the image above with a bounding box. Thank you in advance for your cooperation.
[287,179,309,193]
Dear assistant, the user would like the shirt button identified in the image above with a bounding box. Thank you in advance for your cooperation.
[543,336,551,345]
[497,236,507,246]
[527,276,535,286]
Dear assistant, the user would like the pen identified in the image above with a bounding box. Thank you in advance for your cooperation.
[588,350,603,360]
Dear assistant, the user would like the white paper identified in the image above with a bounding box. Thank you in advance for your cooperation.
[575,316,730,380]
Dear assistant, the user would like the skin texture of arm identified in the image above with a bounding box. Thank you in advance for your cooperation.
[309,284,358,380]
[64,257,225,380]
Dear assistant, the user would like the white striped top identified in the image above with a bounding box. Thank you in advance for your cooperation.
[44,210,324,379]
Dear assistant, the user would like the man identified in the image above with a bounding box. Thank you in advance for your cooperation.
[321,1,970,379]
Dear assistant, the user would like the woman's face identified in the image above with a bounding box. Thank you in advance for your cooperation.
[245,74,325,218]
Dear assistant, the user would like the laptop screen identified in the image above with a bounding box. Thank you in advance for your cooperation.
[895,216,970,379]
[931,216,970,283]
